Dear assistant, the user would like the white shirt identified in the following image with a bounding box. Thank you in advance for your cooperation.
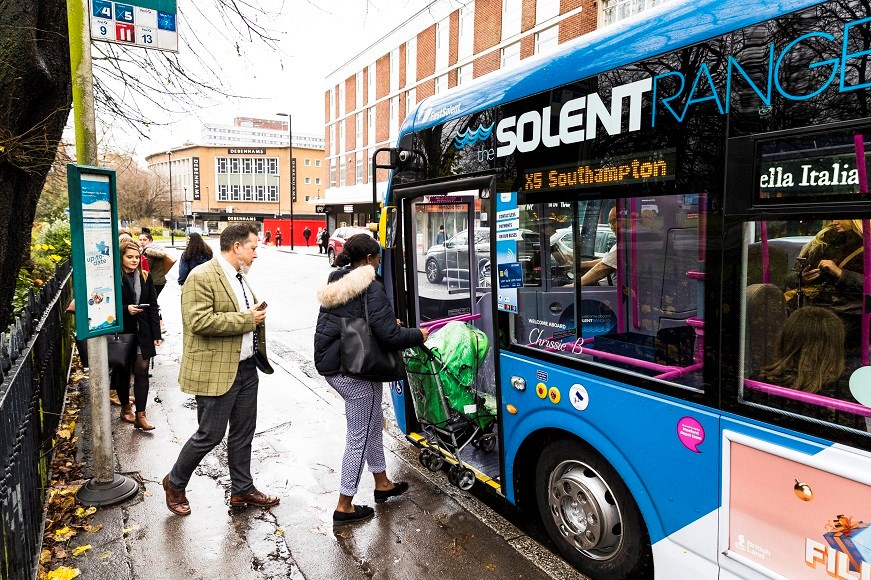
[217,254,255,361]
[601,243,618,269]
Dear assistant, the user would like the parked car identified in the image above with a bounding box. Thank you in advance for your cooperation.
[327,226,374,266]
[424,228,539,288]
[185,226,206,236]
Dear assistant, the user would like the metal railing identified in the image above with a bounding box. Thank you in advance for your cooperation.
[0,260,73,580]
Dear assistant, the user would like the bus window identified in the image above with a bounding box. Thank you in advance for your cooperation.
[742,219,870,432]
[514,194,704,390]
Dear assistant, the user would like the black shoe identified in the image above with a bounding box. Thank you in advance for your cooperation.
[333,504,375,524]
[374,481,409,504]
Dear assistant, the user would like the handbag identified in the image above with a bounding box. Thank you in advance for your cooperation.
[107,333,136,367]
[340,289,405,382]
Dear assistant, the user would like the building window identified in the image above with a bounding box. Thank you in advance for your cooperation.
[406,38,417,86]
[329,88,335,119]
[536,25,559,55]
[243,185,252,201]
[268,185,278,202]
[339,158,346,186]
[457,64,473,86]
[389,96,399,140]
[330,124,336,156]
[231,185,240,201]
[338,82,345,116]
[368,63,376,103]
[406,88,416,111]
[305,176,311,184]
[367,107,375,146]
[601,0,674,25]
[315,159,321,167]
[356,156,363,182]
[458,4,475,60]
[356,112,363,150]
[390,48,400,92]
[267,158,278,175]
[218,184,228,201]
[304,158,311,166]
[536,0,561,24]
[256,158,264,173]
[436,18,449,71]
[315,177,322,185]
[502,0,522,40]
[330,162,336,187]
[501,42,521,68]
[243,158,252,173]
[255,185,265,201]
[230,158,240,173]
[435,74,448,94]
[217,158,228,173]
[355,71,363,109]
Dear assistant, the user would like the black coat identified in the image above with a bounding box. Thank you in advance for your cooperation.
[119,270,161,359]
[314,265,423,376]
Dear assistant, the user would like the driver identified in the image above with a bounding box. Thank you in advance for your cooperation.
[579,207,618,286]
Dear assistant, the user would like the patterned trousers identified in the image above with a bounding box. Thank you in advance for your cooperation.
[325,374,387,496]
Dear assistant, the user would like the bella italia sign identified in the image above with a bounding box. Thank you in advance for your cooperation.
[760,153,863,197]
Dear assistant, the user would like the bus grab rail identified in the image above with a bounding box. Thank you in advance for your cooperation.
[744,379,871,418]
[421,313,482,332]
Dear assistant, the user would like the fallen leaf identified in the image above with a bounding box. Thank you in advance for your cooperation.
[99,551,112,560]
[54,527,76,541]
[484,563,497,571]
[45,566,80,580]
[275,528,285,536]
[74,507,96,518]
[57,429,71,439]
[72,545,92,557]
[40,549,52,564]
[83,523,104,533]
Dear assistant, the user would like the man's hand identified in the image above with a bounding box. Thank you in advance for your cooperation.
[252,305,267,325]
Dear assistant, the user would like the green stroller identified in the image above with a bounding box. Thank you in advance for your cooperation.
[403,321,496,491]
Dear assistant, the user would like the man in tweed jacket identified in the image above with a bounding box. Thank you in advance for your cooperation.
[162,224,279,515]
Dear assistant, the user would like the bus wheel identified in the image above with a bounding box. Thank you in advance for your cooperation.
[535,440,652,579]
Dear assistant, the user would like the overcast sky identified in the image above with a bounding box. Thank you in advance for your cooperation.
[90,0,441,161]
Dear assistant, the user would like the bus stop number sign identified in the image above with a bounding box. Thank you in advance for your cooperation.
[89,0,178,52]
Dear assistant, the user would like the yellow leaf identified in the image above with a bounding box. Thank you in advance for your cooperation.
[57,430,71,440]
[484,563,497,571]
[83,523,104,533]
[40,549,52,564]
[54,526,76,541]
[74,507,96,518]
[67,420,76,432]
[71,545,92,557]
[45,567,80,580]
[275,528,285,536]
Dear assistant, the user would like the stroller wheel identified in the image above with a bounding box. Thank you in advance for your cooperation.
[427,453,444,472]
[419,449,434,469]
[448,465,461,486]
[472,434,497,453]
[456,467,476,491]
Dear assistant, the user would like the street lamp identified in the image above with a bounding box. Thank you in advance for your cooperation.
[167,150,175,246]
[184,186,189,231]
[276,112,295,250]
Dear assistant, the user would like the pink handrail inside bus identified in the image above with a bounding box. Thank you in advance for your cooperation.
[630,198,640,330]
[422,313,482,333]
[855,134,870,366]
[616,199,626,333]
[654,362,703,381]
[745,379,871,419]
[760,221,771,284]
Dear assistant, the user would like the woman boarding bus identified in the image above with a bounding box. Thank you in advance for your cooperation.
[374,0,871,578]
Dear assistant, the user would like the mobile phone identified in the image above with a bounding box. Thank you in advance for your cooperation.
[256,302,268,310]
[137,303,150,308]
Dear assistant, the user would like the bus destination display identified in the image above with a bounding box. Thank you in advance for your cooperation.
[522,149,676,192]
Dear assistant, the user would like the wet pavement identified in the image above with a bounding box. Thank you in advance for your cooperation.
[70,243,583,580]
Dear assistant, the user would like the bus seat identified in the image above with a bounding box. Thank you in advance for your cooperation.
[745,283,787,374]
[746,243,789,286]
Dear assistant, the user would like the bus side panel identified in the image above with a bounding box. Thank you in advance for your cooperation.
[718,417,871,580]
[499,352,719,548]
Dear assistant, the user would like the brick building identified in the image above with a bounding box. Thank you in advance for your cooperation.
[320,0,668,228]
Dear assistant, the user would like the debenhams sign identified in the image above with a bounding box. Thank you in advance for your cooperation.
[228,148,266,155]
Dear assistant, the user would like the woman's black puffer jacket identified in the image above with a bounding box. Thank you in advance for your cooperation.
[314,264,424,376]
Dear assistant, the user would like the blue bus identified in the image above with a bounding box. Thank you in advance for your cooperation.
[376,0,871,577]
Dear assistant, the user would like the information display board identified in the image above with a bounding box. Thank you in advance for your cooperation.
[67,165,124,339]
[89,0,178,52]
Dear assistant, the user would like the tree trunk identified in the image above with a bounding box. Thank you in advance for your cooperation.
[0,1,72,330]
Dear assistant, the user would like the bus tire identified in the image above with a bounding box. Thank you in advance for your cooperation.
[535,439,652,580]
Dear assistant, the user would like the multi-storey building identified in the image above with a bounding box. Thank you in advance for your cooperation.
[321,0,670,228]
[145,120,326,247]
[202,117,324,151]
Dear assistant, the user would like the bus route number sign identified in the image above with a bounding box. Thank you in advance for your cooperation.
[89,0,178,52]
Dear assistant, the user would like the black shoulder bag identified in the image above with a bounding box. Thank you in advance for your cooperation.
[340,288,406,382]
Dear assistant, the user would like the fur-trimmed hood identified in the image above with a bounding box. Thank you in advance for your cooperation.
[317,265,376,308]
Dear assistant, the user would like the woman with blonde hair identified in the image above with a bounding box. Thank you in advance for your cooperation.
[784,219,865,356]
[112,241,162,430]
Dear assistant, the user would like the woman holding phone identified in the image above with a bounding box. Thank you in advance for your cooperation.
[112,241,162,430]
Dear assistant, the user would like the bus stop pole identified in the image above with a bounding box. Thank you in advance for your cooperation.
[68,0,138,506]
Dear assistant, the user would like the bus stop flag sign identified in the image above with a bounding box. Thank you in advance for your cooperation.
[90,0,178,52]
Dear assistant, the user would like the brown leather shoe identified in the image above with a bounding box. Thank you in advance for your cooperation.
[162,475,191,516]
[109,390,121,406]
[120,404,135,423]
[229,488,280,508]
[134,411,155,431]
